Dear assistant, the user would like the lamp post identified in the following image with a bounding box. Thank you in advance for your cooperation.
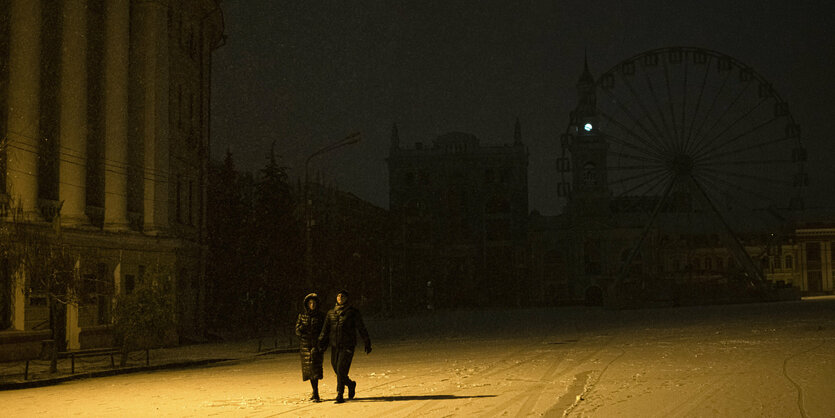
[304,132,361,287]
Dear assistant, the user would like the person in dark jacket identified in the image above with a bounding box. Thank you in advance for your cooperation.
[318,289,372,403]
[295,293,326,401]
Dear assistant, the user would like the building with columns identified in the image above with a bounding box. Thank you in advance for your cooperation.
[0,0,223,359]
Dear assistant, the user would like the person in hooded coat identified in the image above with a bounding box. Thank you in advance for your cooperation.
[295,293,325,401]
[318,289,372,403]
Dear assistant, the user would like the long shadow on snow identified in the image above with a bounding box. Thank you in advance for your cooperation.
[353,394,497,402]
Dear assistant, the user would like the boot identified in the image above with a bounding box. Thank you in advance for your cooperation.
[334,392,345,404]
[310,379,320,402]
[347,380,357,400]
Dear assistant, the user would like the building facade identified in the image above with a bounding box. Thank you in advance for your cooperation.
[0,0,223,360]
[387,124,529,309]
[304,181,390,312]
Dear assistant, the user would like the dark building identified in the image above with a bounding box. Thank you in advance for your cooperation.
[304,181,390,313]
[387,123,529,309]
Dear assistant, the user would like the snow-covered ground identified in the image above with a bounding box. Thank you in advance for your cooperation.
[2,297,834,417]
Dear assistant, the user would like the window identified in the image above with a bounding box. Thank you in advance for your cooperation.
[500,168,511,183]
[96,263,111,325]
[189,92,195,131]
[177,85,183,128]
[583,162,597,186]
[418,171,430,185]
[188,181,194,225]
[705,257,712,270]
[176,175,182,223]
[485,219,510,241]
[785,255,793,270]
[485,197,510,214]
[484,169,495,184]
[0,258,10,330]
[584,239,601,275]
[124,275,135,295]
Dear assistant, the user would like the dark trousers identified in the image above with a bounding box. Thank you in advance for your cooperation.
[330,346,355,395]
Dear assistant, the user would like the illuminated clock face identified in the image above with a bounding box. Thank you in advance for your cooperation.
[584,123,593,132]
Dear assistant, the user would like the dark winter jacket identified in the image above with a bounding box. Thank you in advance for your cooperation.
[319,303,371,351]
[296,293,325,381]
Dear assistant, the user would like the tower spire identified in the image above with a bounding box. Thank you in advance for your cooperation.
[514,117,522,145]
[390,123,400,150]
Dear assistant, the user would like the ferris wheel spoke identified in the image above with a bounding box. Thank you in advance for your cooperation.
[598,124,667,161]
[700,166,792,187]
[698,159,793,168]
[682,54,713,159]
[693,115,781,163]
[609,150,663,164]
[663,59,682,149]
[608,166,668,187]
[695,171,773,210]
[679,56,690,153]
[697,167,791,203]
[689,95,769,159]
[613,170,673,200]
[618,72,672,151]
[689,77,755,156]
[608,163,667,172]
[688,66,733,157]
[699,135,795,163]
[600,86,671,155]
[641,63,678,150]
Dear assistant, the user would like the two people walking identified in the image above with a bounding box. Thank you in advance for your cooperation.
[295,289,372,403]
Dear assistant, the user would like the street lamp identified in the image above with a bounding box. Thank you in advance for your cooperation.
[304,132,361,287]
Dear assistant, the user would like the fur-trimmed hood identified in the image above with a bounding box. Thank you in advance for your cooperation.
[303,293,320,312]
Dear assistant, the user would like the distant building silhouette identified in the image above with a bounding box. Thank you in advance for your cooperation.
[387,124,528,309]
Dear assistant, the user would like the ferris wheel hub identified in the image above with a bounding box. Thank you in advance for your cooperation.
[669,154,694,176]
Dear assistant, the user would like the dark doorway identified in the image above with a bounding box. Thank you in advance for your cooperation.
[52,301,67,352]
[585,286,604,306]
[808,271,823,293]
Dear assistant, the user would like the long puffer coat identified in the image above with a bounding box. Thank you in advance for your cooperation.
[295,293,325,381]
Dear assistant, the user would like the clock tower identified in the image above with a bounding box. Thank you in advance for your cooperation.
[561,57,610,217]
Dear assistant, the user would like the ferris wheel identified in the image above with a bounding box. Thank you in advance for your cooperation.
[558,47,807,284]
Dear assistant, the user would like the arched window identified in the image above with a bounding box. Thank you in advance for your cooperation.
[405,199,426,216]
[484,169,495,183]
[485,197,510,214]
[583,162,597,186]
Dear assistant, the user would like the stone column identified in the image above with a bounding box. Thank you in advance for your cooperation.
[12,267,26,330]
[102,0,131,231]
[135,0,170,234]
[6,0,42,220]
[58,0,90,226]
[66,301,80,350]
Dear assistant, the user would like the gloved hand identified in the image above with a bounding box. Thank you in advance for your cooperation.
[364,343,372,354]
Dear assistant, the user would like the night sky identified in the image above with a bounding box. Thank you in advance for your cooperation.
[211,0,835,215]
